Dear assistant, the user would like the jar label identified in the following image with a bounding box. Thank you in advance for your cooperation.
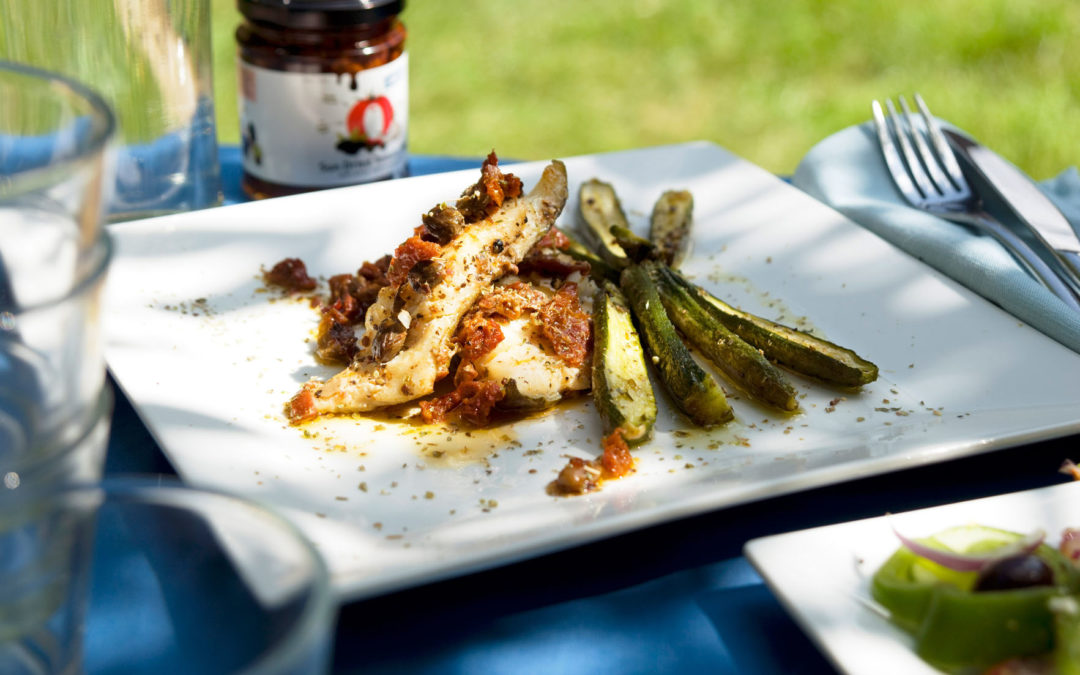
[238,53,408,187]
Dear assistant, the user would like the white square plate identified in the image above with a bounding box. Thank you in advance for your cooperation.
[744,481,1080,674]
[104,142,1080,600]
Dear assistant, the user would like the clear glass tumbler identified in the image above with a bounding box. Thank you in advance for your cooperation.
[0,60,116,471]
[0,60,117,675]
[3,477,337,674]
[1,0,223,221]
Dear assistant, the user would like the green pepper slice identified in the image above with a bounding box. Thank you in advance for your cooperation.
[915,584,1067,670]
[1054,597,1080,675]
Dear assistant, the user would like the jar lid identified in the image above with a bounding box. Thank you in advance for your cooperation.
[238,0,404,29]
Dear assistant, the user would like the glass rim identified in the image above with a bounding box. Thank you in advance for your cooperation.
[2,229,113,315]
[0,59,117,177]
[33,475,336,673]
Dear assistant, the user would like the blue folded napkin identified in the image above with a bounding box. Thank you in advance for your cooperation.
[792,121,1080,355]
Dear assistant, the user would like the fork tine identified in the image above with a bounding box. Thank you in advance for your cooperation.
[899,95,953,195]
[872,100,922,203]
[914,93,966,192]
[886,99,939,200]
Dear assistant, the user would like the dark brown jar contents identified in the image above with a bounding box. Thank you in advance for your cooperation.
[236,0,408,199]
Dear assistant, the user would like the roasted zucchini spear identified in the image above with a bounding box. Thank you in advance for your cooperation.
[592,282,657,444]
[620,264,734,426]
[561,228,621,283]
[578,178,631,269]
[649,190,694,268]
[609,224,658,263]
[666,268,879,387]
[651,262,799,411]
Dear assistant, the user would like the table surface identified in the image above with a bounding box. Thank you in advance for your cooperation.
[103,147,1080,674]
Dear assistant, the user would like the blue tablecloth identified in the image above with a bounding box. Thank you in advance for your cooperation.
[104,148,1080,674]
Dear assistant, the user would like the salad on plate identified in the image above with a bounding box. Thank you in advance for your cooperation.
[872,523,1080,674]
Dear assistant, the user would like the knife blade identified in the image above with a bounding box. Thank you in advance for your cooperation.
[943,129,1080,297]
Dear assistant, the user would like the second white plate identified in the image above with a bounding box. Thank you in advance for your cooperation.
[745,481,1080,674]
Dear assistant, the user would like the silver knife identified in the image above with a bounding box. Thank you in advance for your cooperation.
[943,129,1080,298]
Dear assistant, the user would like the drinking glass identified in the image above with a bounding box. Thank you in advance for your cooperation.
[2,476,337,675]
[1,60,117,675]
[1,0,223,221]
[1,60,116,468]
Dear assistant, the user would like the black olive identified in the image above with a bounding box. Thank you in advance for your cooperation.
[491,239,504,254]
[973,553,1054,592]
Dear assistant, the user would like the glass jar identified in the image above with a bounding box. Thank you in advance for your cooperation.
[236,0,407,199]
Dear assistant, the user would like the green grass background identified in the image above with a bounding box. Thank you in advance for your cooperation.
[212,0,1078,179]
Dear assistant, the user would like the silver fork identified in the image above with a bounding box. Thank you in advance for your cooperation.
[872,94,1080,312]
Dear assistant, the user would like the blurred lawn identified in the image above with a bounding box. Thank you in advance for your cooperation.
[212,0,1078,178]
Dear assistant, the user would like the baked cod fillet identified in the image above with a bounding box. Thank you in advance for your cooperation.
[288,158,569,422]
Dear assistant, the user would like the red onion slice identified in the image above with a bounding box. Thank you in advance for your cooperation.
[1060,528,1080,562]
[893,527,1046,573]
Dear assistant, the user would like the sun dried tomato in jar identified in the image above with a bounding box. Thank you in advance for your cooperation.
[236,0,407,199]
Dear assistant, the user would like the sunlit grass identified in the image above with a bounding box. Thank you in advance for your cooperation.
[211,0,1078,178]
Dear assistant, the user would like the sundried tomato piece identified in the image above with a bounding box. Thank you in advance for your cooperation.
[535,226,570,251]
[387,236,442,287]
[418,376,504,426]
[287,389,318,423]
[326,274,361,321]
[550,431,634,496]
[538,282,592,368]
[419,390,462,424]
[475,282,548,320]
[456,313,504,363]
[316,261,392,364]
[358,255,391,283]
[600,430,634,479]
[265,257,317,292]
[456,152,523,222]
[455,379,505,426]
